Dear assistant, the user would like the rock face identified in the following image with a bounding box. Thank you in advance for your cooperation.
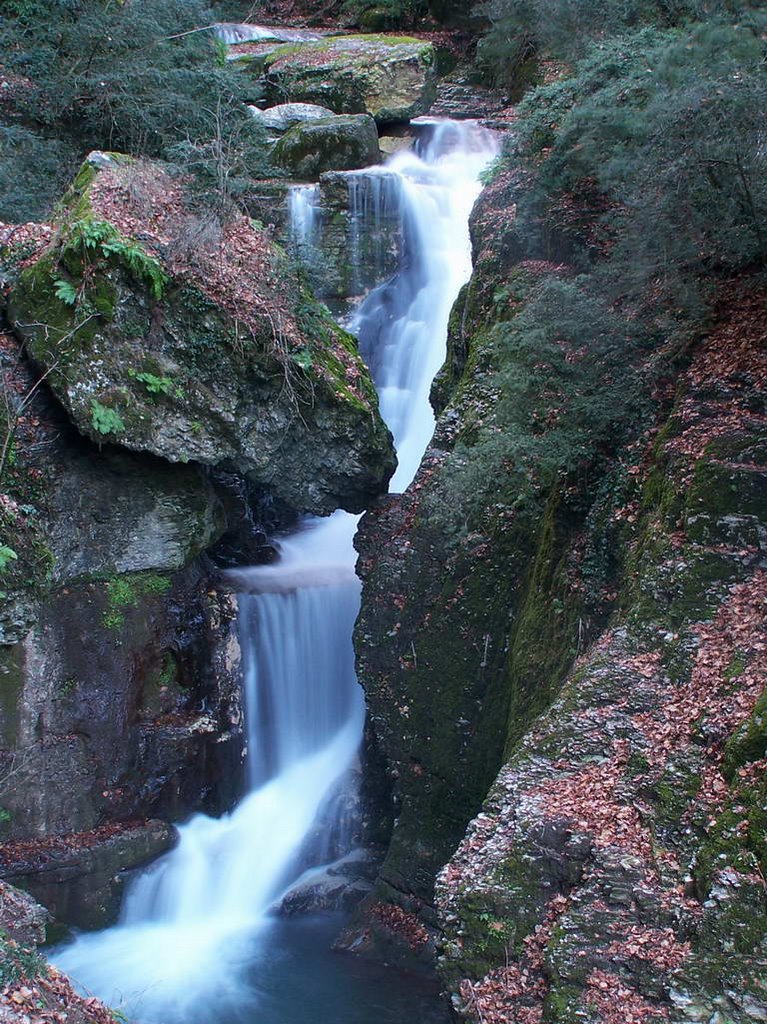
[436,282,767,1023]
[46,449,224,584]
[1,820,175,930]
[261,35,437,124]
[9,153,395,516]
[0,322,244,860]
[273,114,381,179]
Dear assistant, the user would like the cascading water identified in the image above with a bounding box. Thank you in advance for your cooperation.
[54,118,498,1024]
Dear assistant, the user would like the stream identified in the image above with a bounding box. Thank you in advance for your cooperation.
[54,117,498,1023]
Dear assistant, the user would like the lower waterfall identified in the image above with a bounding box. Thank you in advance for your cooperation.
[54,119,498,1023]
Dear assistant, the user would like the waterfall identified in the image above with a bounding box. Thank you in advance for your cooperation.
[54,119,498,1023]
[287,184,321,278]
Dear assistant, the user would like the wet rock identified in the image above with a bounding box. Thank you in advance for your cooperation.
[0,572,243,841]
[273,114,381,179]
[276,849,377,915]
[1,820,175,930]
[429,69,505,121]
[261,35,437,124]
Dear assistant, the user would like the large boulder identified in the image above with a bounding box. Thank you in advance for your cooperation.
[261,35,437,124]
[273,114,381,179]
[9,153,395,516]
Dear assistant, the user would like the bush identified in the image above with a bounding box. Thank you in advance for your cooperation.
[509,24,767,314]
[0,126,79,223]
[0,0,265,160]
[341,0,427,29]
[476,0,765,92]
[427,279,652,539]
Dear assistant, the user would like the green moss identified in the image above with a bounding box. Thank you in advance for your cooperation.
[723,686,767,777]
[544,983,584,1023]
[103,572,172,631]
[503,491,585,756]
[695,758,767,899]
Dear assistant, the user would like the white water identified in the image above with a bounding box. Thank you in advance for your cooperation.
[215,23,323,45]
[54,120,498,1023]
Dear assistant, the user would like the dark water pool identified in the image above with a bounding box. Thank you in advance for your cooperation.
[228,913,452,1024]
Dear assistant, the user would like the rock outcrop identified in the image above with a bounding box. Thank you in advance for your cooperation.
[249,101,336,136]
[437,281,767,1023]
[9,153,395,517]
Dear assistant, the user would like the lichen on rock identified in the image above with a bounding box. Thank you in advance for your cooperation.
[273,114,381,179]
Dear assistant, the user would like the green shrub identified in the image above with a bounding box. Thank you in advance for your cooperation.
[0,0,271,221]
[509,24,767,313]
[341,0,427,29]
[90,401,125,436]
[0,126,79,224]
[427,279,652,540]
[476,0,765,91]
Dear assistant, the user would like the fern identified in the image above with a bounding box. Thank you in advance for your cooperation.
[63,219,169,300]
[127,369,183,398]
[90,400,125,435]
[54,278,78,306]
[0,546,17,573]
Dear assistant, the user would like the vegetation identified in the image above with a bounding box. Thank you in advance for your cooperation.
[103,573,172,631]
[476,0,765,91]
[511,23,767,307]
[436,13,766,550]
[0,0,270,222]
[430,278,652,539]
[341,0,427,30]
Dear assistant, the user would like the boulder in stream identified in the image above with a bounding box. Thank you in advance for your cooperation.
[273,114,381,178]
[248,101,337,134]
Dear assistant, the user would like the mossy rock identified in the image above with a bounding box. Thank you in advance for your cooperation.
[262,35,437,124]
[272,114,381,179]
[9,153,395,516]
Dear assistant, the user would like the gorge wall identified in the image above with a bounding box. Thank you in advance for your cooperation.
[347,22,767,1023]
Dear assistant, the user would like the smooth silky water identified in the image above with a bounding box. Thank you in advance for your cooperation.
[54,117,498,1024]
